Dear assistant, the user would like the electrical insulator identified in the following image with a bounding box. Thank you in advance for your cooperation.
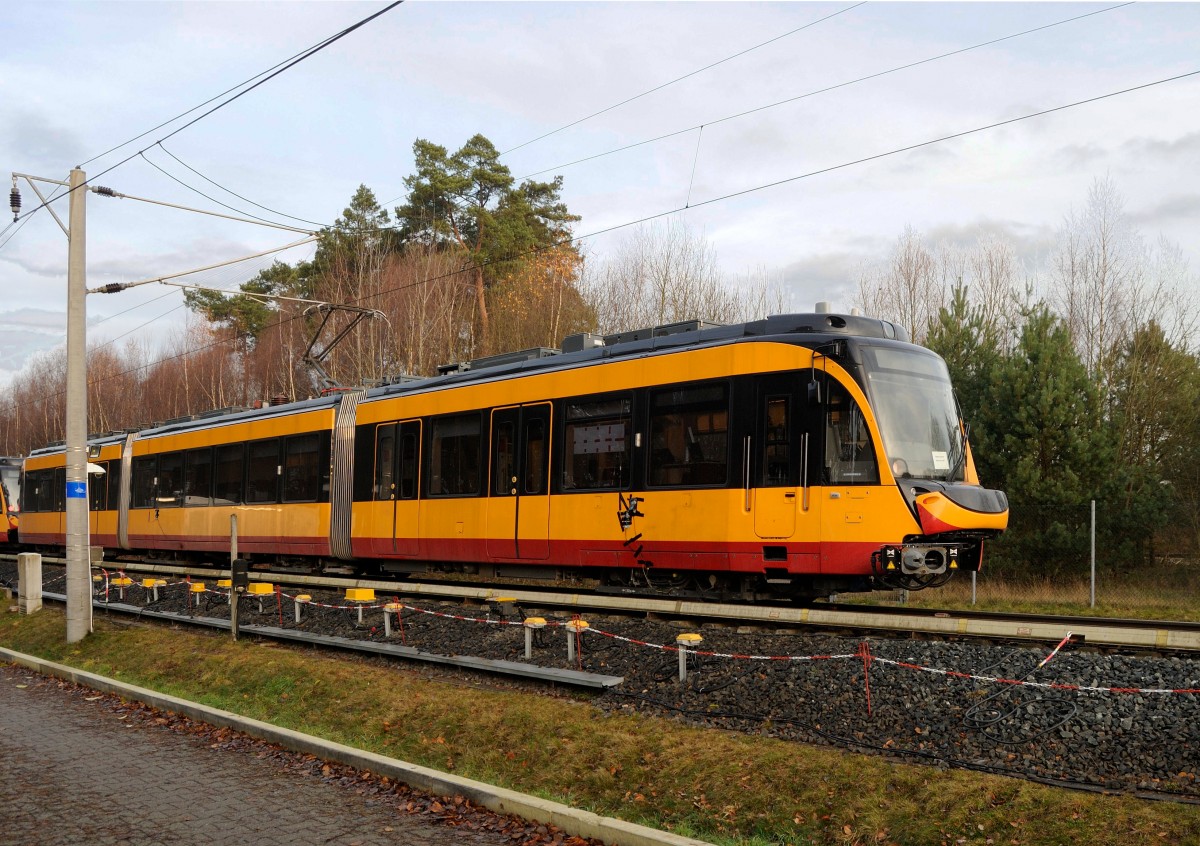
[9,186,20,221]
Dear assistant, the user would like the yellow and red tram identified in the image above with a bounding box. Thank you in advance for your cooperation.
[0,457,20,543]
[19,312,1008,601]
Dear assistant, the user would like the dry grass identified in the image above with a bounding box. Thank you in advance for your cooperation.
[4,607,1200,845]
[848,569,1200,622]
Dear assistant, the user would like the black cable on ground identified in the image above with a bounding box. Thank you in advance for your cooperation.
[959,648,1080,746]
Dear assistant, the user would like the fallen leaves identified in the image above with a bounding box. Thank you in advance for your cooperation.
[12,670,607,846]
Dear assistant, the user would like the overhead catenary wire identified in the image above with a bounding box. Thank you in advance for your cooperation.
[0,213,35,252]
[390,66,1200,313]
[137,150,322,233]
[89,235,318,295]
[3,66,1195,417]
[155,143,329,228]
[12,1,404,226]
[2,3,1130,253]
[378,2,866,210]
[93,302,192,353]
[90,241,309,332]
[516,1,1135,181]
[77,7,400,171]
[7,246,319,412]
[92,252,294,354]
[498,1,867,157]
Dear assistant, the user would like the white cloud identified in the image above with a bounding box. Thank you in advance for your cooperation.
[1,0,1197,389]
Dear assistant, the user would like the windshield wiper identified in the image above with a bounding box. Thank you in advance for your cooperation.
[946,421,969,482]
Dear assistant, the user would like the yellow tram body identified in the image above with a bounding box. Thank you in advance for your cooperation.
[19,313,1008,600]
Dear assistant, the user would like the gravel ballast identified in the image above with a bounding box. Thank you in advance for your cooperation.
[7,563,1200,802]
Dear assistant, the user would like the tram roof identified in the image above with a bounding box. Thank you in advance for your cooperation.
[363,311,910,402]
[29,312,910,454]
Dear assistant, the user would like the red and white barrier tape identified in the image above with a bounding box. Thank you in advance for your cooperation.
[78,581,1200,696]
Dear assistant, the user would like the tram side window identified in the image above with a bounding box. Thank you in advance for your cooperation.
[375,424,397,500]
[184,448,213,506]
[89,464,107,511]
[283,434,320,502]
[26,469,51,512]
[246,440,280,504]
[105,461,122,511]
[563,396,631,491]
[648,383,729,487]
[41,469,56,512]
[53,467,65,511]
[492,420,515,496]
[21,471,33,513]
[213,444,244,505]
[524,418,546,495]
[429,413,481,496]
[44,469,58,512]
[763,396,791,486]
[156,453,184,506]
[824,381,879,485]
[131,457,156,508]
[20,470,35,512]
[399,424,419,500]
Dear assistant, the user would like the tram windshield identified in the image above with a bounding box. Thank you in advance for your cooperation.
[860,346,966,483]
[0,466,19,513]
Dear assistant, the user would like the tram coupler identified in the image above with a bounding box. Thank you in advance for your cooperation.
[873,544,957,577]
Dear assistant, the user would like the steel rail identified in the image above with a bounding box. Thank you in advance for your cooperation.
[37,589,623,689]
[8,554,1200,653]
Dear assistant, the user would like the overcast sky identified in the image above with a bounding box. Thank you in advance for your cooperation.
[2,1,1198,387]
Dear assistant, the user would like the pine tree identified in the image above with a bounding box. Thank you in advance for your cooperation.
[1108,321,1200,564]
[925,283,1002,484]
[394,134,579,354]
[979,304,1116,575]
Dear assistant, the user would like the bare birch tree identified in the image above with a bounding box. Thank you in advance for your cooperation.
[853,225,944,343]
[583,219,766,334]
[1050,177,1147,396]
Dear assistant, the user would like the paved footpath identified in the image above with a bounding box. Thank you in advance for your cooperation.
[0,663,513,846]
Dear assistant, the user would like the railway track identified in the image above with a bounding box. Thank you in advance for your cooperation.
[6,553,1200,803]
[7,553,1200,654]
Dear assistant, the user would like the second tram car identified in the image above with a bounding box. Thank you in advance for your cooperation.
[19,312,1008,601]
[0,457,20,543]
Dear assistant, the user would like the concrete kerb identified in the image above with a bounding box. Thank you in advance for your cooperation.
[0,647,714,846]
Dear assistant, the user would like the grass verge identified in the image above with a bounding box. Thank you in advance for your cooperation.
[3,607,1199,846]
[846,575,1200,622]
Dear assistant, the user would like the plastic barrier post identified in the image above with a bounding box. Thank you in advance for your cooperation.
[523,617,547,660]
[294,595,311,624]
[676,633,703,682]
[565,619,589,665]
[376,603,399,637]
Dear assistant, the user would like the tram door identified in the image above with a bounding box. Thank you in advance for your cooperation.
[380,420,421,555]
[753,377,797,538]
[88,462,106,538]
[819,380,881,570]
[752,375,819,540]
[486,404,551,559]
